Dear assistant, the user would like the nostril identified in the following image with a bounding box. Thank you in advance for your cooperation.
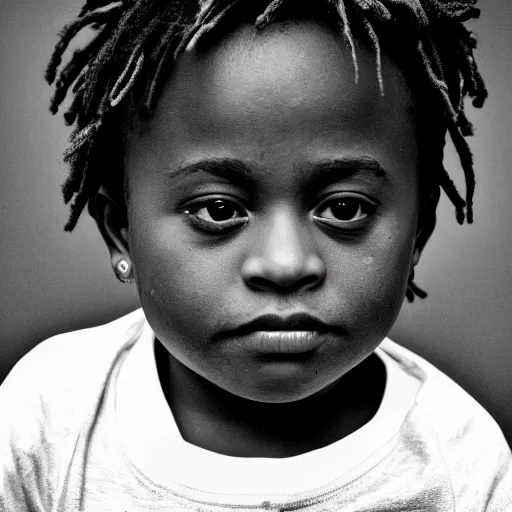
[301,273,324,291]
[247,275,276,292]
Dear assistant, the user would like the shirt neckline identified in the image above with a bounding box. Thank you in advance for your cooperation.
[113,313,422,501]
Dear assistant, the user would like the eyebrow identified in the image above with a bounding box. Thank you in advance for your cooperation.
[164,156,390,188]
[303,157,390,189]
[165,158,255,187]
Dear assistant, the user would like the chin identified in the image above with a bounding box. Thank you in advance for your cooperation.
[223,363,339,403]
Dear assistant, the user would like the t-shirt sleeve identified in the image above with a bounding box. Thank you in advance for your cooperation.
[416,355,512,511]
[484,438,512,512]
[381,339,512,511]
[0,312,144,511]
[0,342,66,512]
[443,408,512,511]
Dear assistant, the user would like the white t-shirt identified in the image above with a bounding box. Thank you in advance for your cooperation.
[0,308,511,511]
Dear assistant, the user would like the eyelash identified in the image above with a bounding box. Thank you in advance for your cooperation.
[182,194,377,234]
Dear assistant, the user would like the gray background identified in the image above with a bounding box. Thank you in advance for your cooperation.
[0,0,511,444]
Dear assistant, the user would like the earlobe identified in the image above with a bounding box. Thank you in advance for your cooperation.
[93,188,133,281]
[412,217,434,269]
[413,184,441,267]
[412,247,421,267]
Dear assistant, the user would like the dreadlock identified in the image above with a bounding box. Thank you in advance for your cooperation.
[46,0,487,301]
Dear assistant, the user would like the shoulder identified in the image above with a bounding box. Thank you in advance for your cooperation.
[0,308,146,442]
[381,338,512,510]
[380,338,505,440]
[0,308,146,509]
[2,308,144,396]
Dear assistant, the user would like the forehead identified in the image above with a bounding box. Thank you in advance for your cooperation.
[126,20,417,183]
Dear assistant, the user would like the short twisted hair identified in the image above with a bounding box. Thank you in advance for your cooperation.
[46,0,487,300]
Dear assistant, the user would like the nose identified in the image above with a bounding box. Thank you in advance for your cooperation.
[241,208,326,293]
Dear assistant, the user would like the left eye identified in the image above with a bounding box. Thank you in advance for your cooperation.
[184,199,248,233]
[313,196,375,228]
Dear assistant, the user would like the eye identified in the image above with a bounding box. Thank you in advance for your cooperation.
[184,198,249,233]
[313,195,377,230]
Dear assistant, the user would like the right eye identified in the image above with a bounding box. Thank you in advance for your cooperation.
[184,198,249,233]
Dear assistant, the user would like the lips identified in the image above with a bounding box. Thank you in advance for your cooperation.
[220,313,343,355]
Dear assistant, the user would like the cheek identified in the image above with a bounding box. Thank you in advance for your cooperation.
[129,216,237,338]
[365,222,415,308]
[325,218,416,335]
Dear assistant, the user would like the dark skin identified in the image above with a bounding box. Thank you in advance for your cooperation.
[96,20,437,457]
[154,336,385,457]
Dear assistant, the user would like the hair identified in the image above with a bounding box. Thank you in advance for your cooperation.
[46,0,487,301]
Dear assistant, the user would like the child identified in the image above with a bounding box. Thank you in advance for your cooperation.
[1,0,511,510]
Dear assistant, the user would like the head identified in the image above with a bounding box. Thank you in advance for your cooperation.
[46,0,486,402]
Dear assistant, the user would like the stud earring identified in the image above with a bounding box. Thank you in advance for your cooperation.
[115,259,132,284]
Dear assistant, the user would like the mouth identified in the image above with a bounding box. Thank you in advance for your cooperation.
[219,313,343,355]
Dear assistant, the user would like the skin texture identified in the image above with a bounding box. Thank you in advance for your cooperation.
[97,20,434,457]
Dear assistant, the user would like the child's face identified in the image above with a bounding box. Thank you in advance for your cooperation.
[122,20,420,402]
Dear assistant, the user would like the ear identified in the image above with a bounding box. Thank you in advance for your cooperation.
[93,188,131,278]
[413,185,441,267]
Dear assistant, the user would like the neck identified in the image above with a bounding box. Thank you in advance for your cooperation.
[155,340,386,458]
